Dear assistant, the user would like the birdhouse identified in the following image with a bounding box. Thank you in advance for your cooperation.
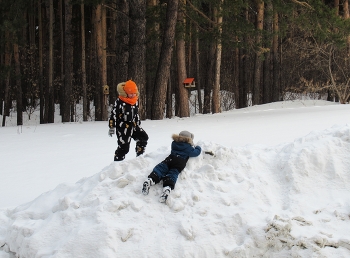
[103,85,109,95]
[183,78,196,88]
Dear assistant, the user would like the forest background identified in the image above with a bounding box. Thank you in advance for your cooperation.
[1,0,350,127]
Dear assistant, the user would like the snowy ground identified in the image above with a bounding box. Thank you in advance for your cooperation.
[1,100,350,257]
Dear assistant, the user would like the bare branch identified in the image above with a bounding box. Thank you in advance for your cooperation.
[291,0,314,10]
[102,4,130,20]
[184,0,217,26]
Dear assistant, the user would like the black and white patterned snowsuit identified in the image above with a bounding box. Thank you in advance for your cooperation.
[109,98,148,161]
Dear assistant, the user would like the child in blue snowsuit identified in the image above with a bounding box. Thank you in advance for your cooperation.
[142,130,201,202]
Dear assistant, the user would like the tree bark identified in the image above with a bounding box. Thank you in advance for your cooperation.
[14,43,23,126]
[263,0,272,104]
[115,0,129,85]
[38,0,44,123]
[63,0,73,122]
[109,4,117,106]
[176,1,189,118]
[253,0,264,106]
[129,0,147,119]
[146,0,160,119]
[101,4,108,121]
[94,5,102,121]
[2,33,11,127]
[195,26,202,113]
[272,5,280,102]
[212,0,223,114]
[59,0,64,116]
[81,3,87,121]
[203,42,215,114]
[48,0,54,123]
[152,0,178,120]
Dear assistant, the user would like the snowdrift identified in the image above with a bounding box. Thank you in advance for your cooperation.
[1,125,350,257]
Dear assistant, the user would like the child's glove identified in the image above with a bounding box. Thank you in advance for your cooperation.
[108,128,115,137]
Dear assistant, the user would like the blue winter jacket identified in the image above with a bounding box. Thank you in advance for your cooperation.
[171,141,201,160]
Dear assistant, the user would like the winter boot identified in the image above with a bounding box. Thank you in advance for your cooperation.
[159,186,171,203]
[142,178,154,195]
[114,149,125,161]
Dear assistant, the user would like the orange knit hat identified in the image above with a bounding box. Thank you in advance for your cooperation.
[124,80,138,95]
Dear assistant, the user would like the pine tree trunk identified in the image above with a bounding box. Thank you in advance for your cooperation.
[203,43,215,114]
[253,0,264,106]
[59,0,64,116]
[48,0,54,123]
[81,3,87,121]
[272,6,280,102]
[195,26,203,113]
[234,46,240,108]
[212,1,223,114]
[101,4,108,121]
[146,0,160,119]
[129,0,147,119]
[166,73,173,118]
[94,5,102,121]
[14,43,23,126]
[342,0,350,102]
[63,0,73,122]
[263,0,272,104]
[2,33,11,127]
[152,0,178,120]
[109,6,117,106]
[38,0,45,123]
[115,0,129,85]
[177,1,189,118]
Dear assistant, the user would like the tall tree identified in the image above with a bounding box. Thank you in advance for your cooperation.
[253,0,264,105]
[38,0,44,123]
[129,0,147,119]
[48,0,54,123]
[62,0,73,122]
[93,5,102,120]
[177,0,189,117]
[195,26,203,113]
[272,3,280,102]
[146,0,160,119]
[101,4,108,121]
[212,0,223,114]
[263,0,273,104]
[2,32,12,127]
[152,0,178,120]
[81,3,87,121]
[115,0,129,85]
[14,42,23,126]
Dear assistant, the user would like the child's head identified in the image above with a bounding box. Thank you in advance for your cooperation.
[124,80,139,98]
[179,130,194,140]
[174,130,194,145]
[117,80,139,98]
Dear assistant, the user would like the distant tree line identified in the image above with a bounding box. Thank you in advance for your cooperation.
[1,0,350,126]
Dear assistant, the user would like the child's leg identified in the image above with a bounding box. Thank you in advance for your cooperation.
[132,126,148,156]
[158,169,179,203]
[162,168,180,190]
[142,162,167,195]
[114,125,133,161]
[142,171,160,195]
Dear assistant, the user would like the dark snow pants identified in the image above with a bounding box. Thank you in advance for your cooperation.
[115,123,148,161]
[148,154,188,190]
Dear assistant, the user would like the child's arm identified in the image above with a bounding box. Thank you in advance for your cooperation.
[189,145,202,157]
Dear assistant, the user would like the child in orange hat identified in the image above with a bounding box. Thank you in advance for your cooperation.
[108,80,148,161]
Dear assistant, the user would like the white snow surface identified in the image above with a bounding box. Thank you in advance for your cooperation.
[1,100,350,257]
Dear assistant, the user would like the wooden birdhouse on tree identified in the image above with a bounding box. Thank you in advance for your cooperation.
[183,78,196,88]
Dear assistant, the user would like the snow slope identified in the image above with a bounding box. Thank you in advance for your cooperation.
[1,100,350,257]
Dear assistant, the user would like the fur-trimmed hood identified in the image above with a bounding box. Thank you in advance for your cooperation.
[172,134,193,146]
